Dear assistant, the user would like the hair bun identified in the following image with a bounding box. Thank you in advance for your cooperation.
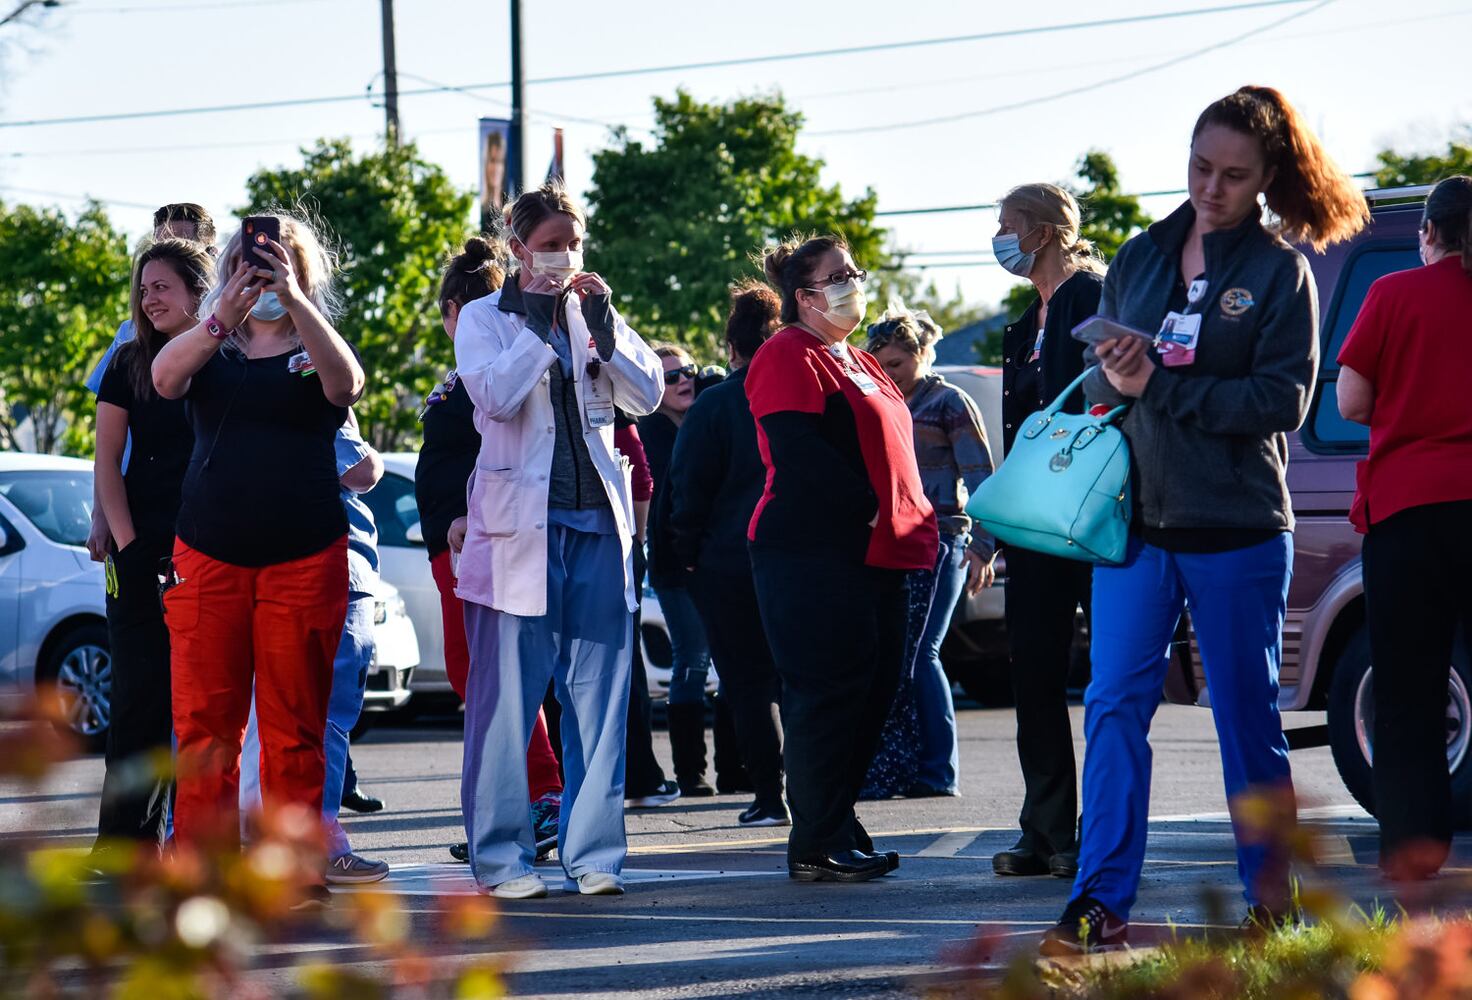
[462,235,496,264]
[761,245,793,284]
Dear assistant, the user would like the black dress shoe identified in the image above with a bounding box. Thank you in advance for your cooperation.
[449,842,469,863]
[992,844,1050,877]
[341,785,385,814]
[788,850,890,883]
[904,782,959,798]
[1048,850,1079,879]
[881,850,900,873]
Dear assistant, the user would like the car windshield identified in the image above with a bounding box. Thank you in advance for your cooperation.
[0,470,94,547]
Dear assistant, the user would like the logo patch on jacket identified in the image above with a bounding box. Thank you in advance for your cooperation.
[1219,288,1255,317]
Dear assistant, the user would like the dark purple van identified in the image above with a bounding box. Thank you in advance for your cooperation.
[1164,185,1472,824]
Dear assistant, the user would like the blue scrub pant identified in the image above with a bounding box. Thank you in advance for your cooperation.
[1072,535,1295,919]
[654,585,712,707]
[461,524,631,888]
[912,533,967,793]
[241,593,371,860]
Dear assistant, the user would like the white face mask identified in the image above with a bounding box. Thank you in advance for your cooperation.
[808,279,866,331]
[530,249,583,283]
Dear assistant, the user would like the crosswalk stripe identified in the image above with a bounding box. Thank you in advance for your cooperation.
[916,831,978,857]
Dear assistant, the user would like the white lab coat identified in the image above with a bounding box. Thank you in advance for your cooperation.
[452,286,663,617]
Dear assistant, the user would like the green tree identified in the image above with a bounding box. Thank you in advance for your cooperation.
[1374,136,1472,187]
[586,90,888,358]
[241,138,475,450]
[0,200,130,455]
[990,149,1152,356]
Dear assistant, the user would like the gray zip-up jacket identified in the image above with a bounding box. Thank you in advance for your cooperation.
[1084,201,1319,533]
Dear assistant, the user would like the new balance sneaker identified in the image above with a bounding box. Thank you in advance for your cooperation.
[325,853,390,885]
[567,872,625,896]
[738,800,791,827]
[1039,894,1128,956]
[625,780,681,808]
[491,874,548,899]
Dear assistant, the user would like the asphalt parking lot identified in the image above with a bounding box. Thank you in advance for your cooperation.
[5,702,1468,998]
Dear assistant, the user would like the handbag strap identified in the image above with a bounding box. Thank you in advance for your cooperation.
[1043,365,1128,425]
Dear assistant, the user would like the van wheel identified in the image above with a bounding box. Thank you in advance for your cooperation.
[1327,625,1472,829]
[38,622,112,754]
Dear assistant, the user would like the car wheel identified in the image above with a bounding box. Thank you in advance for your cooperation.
[349,713,375,741]
[947,658,1014,708]
[40,622,112,754]
[1327,625,1472,828]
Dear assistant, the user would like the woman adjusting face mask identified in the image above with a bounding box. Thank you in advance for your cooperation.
[512,218,584,287]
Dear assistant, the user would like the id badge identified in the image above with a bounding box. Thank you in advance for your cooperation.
[1157,312,1202,368]
[583,371,616,428]
[286,350,317,376]
[846,368,879,396]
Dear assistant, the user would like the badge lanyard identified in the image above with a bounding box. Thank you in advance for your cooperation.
[827,342,879,396]
[1158,277,1207,368]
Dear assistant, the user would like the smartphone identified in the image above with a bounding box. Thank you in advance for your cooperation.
[1071,315,1156,347]
[241,215,281,270]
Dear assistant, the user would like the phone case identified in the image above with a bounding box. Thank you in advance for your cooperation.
[241,216,281,270]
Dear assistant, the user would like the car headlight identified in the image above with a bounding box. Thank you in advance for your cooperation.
[373,594,407,625]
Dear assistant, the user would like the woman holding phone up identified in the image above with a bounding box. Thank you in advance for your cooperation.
[153,215,364,896]
[1042,87,1367,954]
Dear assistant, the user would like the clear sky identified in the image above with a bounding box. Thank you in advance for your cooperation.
[1,0,1468,312]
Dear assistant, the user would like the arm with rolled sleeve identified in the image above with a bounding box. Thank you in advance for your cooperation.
[1136,257,1318,435]
[454,298,557,423]
[582,294,663,417]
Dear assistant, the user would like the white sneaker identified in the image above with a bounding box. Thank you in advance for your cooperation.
[569,872,625,896]
[491,874,548,899]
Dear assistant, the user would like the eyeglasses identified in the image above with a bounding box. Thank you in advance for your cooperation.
[663,364,699,385]
[812,267,868,288]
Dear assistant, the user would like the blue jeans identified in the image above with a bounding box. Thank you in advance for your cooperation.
[241,593,371,860]
[654,585,711,707]
[461,524,631,887]
[912,533,967,793]
[1072,535,1294,919]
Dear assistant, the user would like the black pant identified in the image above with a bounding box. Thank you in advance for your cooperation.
[689,567,784,807]
[1364,499,1472,867]
[96,536,173,850]
[750,546,906,861]
[625,545,669,797]
[1003,544,1093,855]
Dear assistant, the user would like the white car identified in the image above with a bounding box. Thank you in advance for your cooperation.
[0,453,417,746]
[364,453,693,709]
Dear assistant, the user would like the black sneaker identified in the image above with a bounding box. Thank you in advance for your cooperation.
[738,801,791,827]
[626,780,681,808]
[1039,894,1128,956]
[449,842,469,863]
[1240,904,1300,940]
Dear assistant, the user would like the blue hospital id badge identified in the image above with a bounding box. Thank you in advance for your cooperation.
[1157,312,1201,368]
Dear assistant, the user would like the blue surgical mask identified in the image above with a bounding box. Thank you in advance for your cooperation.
[991,230,1038,277]
[250,290,288,321]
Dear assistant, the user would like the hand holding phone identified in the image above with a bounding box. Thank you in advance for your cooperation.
[241,215,282,272]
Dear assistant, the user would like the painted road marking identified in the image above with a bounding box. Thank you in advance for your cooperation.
[334,863,782,896]
[917,832,980,857]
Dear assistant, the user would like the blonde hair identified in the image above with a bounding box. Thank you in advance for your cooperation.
[999,183,1106,276]
[864,296,942,359]
[200,211,342,352]
[653,343,695,365]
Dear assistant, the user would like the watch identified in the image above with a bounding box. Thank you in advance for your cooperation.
[204,313,232,340]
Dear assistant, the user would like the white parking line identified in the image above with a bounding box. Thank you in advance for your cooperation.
[333,862,783,896]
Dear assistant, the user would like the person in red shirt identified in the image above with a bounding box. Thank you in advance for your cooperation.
[1337,175,1472,881]
[745,234,938,884]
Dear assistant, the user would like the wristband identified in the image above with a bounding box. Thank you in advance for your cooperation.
[204,313,232,340]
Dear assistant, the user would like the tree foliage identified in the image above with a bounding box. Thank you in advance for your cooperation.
[0,200,129,454]
[240,139,475,450]
[585,91,888,358]
[1374,136,1472,187]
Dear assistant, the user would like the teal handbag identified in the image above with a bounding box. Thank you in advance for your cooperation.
[965,367,1132,564]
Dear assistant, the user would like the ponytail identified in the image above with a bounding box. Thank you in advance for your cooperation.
[1193,86,1369,251]
[1423,175,1472,277]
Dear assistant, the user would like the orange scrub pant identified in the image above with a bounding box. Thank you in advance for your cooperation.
[165,537,348,849]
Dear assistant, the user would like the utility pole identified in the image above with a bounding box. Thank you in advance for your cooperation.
[379,0,400,146]
[509,0,526,198]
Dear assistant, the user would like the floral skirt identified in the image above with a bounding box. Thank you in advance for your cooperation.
[859,564,940,800]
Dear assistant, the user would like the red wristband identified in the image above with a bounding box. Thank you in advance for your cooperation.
[204,313,233,340]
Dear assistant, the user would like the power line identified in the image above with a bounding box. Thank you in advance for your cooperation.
[810,0,1335,137]
[0,0,1318,130]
